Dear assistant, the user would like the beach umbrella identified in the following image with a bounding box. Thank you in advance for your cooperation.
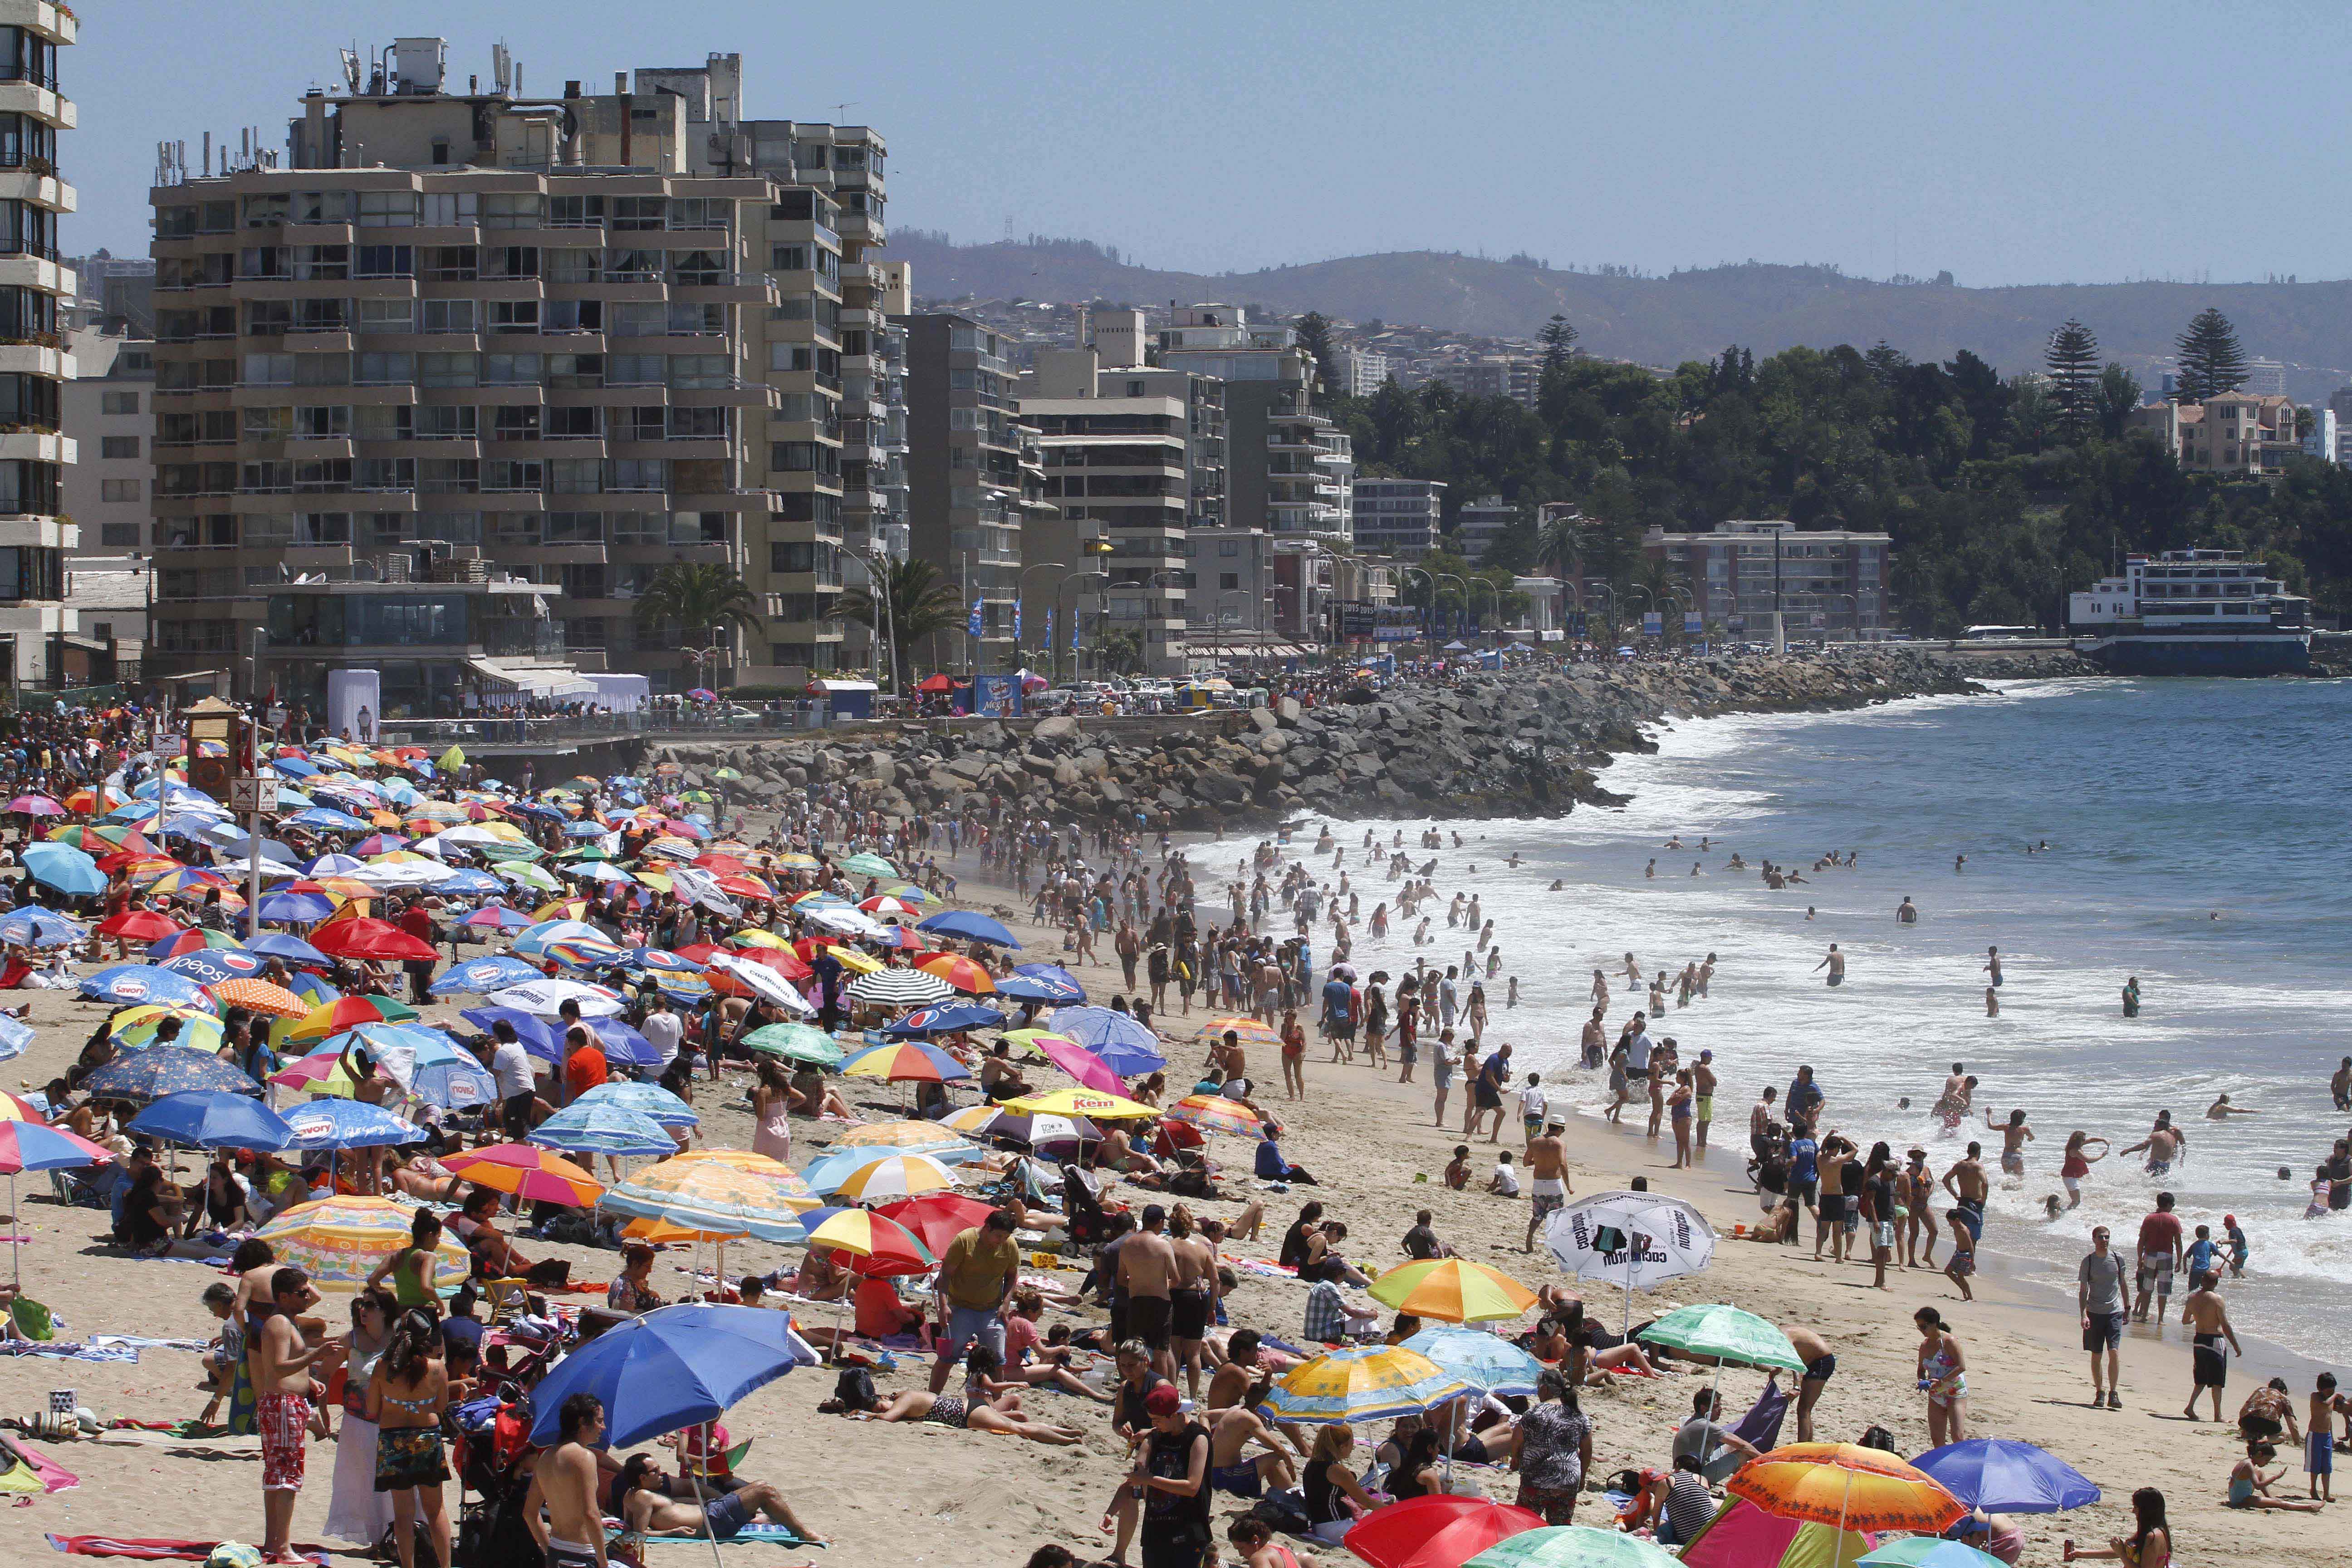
[836,852,897,878]
[1047,1002,1163,1056]
[871,1193,1002,1258]
[602,1159,817,1242]
[739,1023,844,1065]
[284,970,343,1006]
[127,1091,297,1150]
[1639,1303,1806,1373]
[1004,963,1085,1003]
[95,908,189,941]
[162,949,266,986]
[461,905,535,933]
[1908,1439,2099,1514]
[441,1144,603,1206]
[209,978,312,1019]
[0,907,82,948]
[256,888,338,924]
[1676,1496,1877,1568]
[256,1196,470,1294]
[799,1205,936,1275]
[1462,1528,1683,1568]
[940,1106,1100,1152]
[279,994,420,1044]
[1002,1086,1156,1119]
[1196,1014,1279,1049]
[1016,1033,1119,1095]
[528,1101,677,1158]
[80,964,219,1010]
[110,1004,224,1053]
[459,1005,563,1060]
[309,915,437,963]
[1264,1344,1473,1426]
[703,951,814,1015]
[0,1014,27,1063]
[431,955,544,995]
[283,1099,422,1150]
[1165,1093,1265,1139]
[1400,1325,1547,1397]
[1370,1259,1540,1324]
[843,967,953,1008]
[857,895,924,918]
[1853,1544,2004,1568]
[5,792,62,816]
[22,842,104,897]
[573,1081,699,1127]
[834,1119,983,1161]
[911,951,995,994]
[877,1001,1005,1037]
[1344,1495,1544,1568]
[546,935,631,971]
[0,1117,111,1287]
[841,1040,970,1084]
[1545,1190,1715,1336]
[486,978,627,1018]
[1728,1444,1966,1568]
[83,1045,260,1102]
[916,909,1019,948]
[148,927,245,959]
[815,1152,961,1202]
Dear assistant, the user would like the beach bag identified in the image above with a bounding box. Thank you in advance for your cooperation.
[205,1546,262,1568]
[1252,1490,1313,1536]
[831,1366,877,1411]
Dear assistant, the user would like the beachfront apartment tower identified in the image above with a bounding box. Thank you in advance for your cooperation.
[144,42,888,710]
[0,3,78,692]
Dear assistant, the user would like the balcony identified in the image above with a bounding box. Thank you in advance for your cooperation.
[0,81,72,131]
[0,169,70,212]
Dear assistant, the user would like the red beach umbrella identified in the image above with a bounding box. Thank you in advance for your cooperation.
[308,916,439,963]
[1343,1495,1545,1568]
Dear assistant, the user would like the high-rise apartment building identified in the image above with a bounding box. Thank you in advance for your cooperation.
[1644,520,1891,637]
[1455,493,1520,563]
[144,42,889,711]
[901,312,1051,671]
[1352,478,1445,559]
[0,2,78,690]
[63,328,150,554]
[1329,346,1388,397]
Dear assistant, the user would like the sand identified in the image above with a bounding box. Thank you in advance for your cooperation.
[0,842,2337,1567]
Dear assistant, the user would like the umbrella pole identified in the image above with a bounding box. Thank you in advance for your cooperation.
[8,1172,16,1294]
[1833,1465,1852,1568]
[688,1458,725,1568]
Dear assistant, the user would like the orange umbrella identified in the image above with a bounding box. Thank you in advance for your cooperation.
[911,951,995,994]
[441,1144,603,1207]
[1727,1442,1965,1555]
[209,978,310,1019]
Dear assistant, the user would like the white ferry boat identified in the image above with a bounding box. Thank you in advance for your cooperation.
[2067,549,2310,675]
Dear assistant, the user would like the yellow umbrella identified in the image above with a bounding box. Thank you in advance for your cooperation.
[827,946,884,976]
[1003,1087,1157,1119]
[730,930,790,950]
[1368,1259,1541,1323]
[255,1196,471,1294]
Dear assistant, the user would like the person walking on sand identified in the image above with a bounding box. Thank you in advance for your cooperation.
[1813,944,1845,987]
[1429,1029,1455,1129]
[2179,1269,2240,1423]
[1523,1122,1570,1254]
[1915,1308,1970,1445]
[2078,1226,2128,1410]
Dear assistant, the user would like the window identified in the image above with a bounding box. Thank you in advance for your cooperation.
[100,390,140,416]
[491,407,539,441]
[610,196,667,230]
[549,195,603,228]
[769,343,810,373]
[100,478,139,502]
[669,356,730,390]
[544,247,599,283]
[1220,573,1240,590]
[547,353,603,388]
[607,458,666,491]
[100,435,140,460]
[771,245,808,273]
[294,245,349,280]
[420,192,477,228]
[480,192,544,229]
[244,353,294,387]
[354,244,414,279]
[488,299,539,334]
[353,352,414,386]
[420,299,477,334]
[611,302,666,338]
[359,298,415,334]
[548,458,600,493]
[482,353,543,385]
[419,352,478,388]
[544,511,604,543]
[358,191,420,227]
[292,190,351,225]
[604,355,664,387]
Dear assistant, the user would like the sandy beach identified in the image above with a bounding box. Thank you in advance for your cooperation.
[0,829,2337,1567]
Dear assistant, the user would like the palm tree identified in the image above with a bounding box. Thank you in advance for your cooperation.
[632,563,763,684]
[837,556,963,692]
[1096,628,1146,676]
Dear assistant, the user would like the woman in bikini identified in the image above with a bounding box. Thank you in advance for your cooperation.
[367,1309,452,1568]
[1915,1308,1969,1446]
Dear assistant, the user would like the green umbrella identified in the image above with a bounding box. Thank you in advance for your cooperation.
[742,1024,846,1066]
[839,852,899,878]
[1637,1303,1806,1372]
[1465,1527,1683,1568]
[712,768,743,782]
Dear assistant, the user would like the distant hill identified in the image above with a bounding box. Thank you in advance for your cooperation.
[884,232,2352,401]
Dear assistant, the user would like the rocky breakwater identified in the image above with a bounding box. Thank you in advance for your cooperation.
[652,648,2081,830]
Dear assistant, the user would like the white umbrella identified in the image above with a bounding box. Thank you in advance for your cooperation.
[488,978,627,1018]
[844,968,954,1007]
[350,858,460,888]
[1544,1189,1715,1336]
[804,906,887,939]
[706,951,816,1015]
[666,864,742,920]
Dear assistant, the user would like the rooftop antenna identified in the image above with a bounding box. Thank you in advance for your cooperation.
[492,43,511,94]
[340,48,361,93]
[832,102,857,122]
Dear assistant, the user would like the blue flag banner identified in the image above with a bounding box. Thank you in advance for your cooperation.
[967,598,983,637]
[1071,616,1081,652]
[1012,599,1022,641]
[1043,608,1053,649]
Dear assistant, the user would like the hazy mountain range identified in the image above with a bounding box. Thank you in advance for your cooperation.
[887,231,2352,401]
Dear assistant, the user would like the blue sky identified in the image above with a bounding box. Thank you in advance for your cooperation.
[74,1,2352,286]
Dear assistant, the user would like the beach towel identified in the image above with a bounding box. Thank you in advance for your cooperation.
[0,1342,139,1364]
[44,1538,328,1567]
[1730,1374,1787,1456]
[612,1522,823,1548]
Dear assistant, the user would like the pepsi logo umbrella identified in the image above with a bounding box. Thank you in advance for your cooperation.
[878,1001,1006,1037]
[431,955,544,996]
[163,949,267,986]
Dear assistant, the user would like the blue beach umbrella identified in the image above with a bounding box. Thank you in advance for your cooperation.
[592,1019,664,1069]
[305,853,365,876]
[1401,1324,1548,1397]
[916,909,1021,948]
[0,906,83,948]
[1047,1005,1162,1059]
[879,1001,1007,1037]
[283,1098,423,1150]
[257,889,338,925]
[128,1090,297,1151]
[528,1101,677,1157]
[21,842,104,897]
[83,1046,262,1102]
[162,949,267,986]
[1006,963,1087,1003]
[573,1080,698,1127]
[459,1006,564,1059]
[79,964,220,1010]
[285,970,343,1005]
[524,1303,818,1448]
[249,932,332,968]
[0,1014,29,1062]
[435,869,506,895]
[432,955,544,996]
[1910,1438,2100,1514]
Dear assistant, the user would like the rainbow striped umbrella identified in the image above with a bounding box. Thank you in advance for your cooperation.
[833,1119,983,1161]
[1370,1259,1541,1324]
[1165,1093,1267,1139]
[276,994,420,1044]
[255,1195,470,1294]
[911,951,996,995]
[1196,1015,1280,1049]
[815,1152,962,1202]
[799,1205,936,1274]
[1264,1344,1474,1425]
[840,1040,971,1084]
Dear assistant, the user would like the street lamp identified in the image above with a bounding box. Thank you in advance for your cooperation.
[1014,560,1066,672]
[1464,577,1499,640]
[1396,566,1436,642]
[816,539,900,700]
[1435,572,1468,643]
[1833,593,1858,643]
[1055,568,1108,683]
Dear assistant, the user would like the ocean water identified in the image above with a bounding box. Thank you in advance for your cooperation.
[1313,676,2352,1357]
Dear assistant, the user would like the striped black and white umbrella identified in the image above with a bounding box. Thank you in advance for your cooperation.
[844,968,955,1008]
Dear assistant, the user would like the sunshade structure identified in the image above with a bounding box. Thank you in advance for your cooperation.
[1908,1439,2099,1514]
[111,1005,224,1053]
[703,951,815,1014]
[255,1195,470,1294]
[1002,963,1085,1002]
[162,949,266,986]
[836,852,898,878]
[841,1040,970,1084]
[83,1046,260,1103]
[528,1101,677,1157]
[210,978,310,1019]
[1164,1093,1265,1139]
[307,915,437,962]
[1002,1087,1155,1119]
[1011,1032,1119,1094]
[739,1023,844,1065]
[574,1080,701,1127]
[1264,1344,1473,1426]
[601,1157,817,1242]
[816,1151,961,1203]
[1544,1189,1715,1334]
[79,964,217,1010]
[0,1117,110,1287]
[941,1106,1100,1152]
[441,1144,603,1206]
[0,907,83,947]
[1462,1527,1685,1568]
[1727,1444,1966,1560]
[878,1001,1004,1038]
[799,1205,937,1275]
[430,955,549,997]
[1345,1496,1544,1568]
[127,1091,296,1151]
[1399,1325,1546,1398]
[1370,1259,1540,1324]
[23,842,104,897]
[1676,1497,1878,1568]
[282,1099,423,1150]
[1852,1543,2005,1568]
[833,1119,980,1161]
[871,1193,1000,1257]
[910,951,995,994]
[1196,1014,1279,1049]
[843,967,954,1008]
[487,978,627,1018]
[279,994,420,1043]
[916,909,1019,948]
[1638,1303,1806,1372]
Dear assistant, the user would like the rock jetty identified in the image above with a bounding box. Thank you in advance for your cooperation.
[652,647,2091,830]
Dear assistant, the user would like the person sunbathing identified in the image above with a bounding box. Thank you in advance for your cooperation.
[787,1066,854,1120]
[616,1454,827,1545]
[378,1150,466,1203]
[820,1381,1086,1445]
[1002,1295,1114,1402]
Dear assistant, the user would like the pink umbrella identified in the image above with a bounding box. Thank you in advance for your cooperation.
[1036,1034,1125,1095]
[8,795,64,816]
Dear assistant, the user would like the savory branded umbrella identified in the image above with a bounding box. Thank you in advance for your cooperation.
[79,964,218,1010]
[486,978,627,1018]
[1370,1259,1540,1324]
[256,1195,472,1294]
[431,955,544,996]
[1264,1344,1472,1426]
[283,1098,423,1150]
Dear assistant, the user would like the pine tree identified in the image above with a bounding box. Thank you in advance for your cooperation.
[1537,314,1579,433]
[2043,319,2101,440]
[1539,313,1578,369]
[1294,311,1335,397]
[2173,308,2247,403]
